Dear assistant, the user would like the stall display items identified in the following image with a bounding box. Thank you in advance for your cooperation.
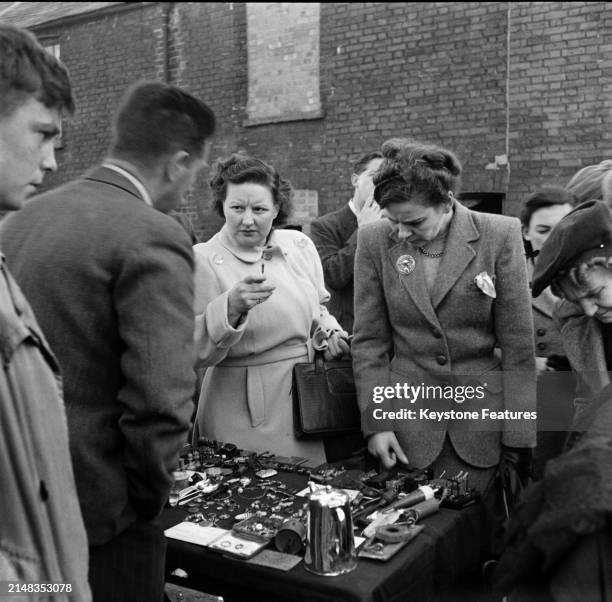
[165,439,482,570]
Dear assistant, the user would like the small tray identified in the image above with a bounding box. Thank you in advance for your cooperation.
[232,516,284,543]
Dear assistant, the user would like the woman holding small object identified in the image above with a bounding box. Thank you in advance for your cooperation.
[351,138,536,503]
[192,154,350,462]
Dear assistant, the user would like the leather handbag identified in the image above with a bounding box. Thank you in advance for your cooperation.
[292,350,361,438]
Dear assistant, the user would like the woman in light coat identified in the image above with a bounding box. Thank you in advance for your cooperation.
[193,154,349,463]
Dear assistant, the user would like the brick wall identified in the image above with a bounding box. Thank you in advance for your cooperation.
[29,2,612,241]
[245,3,322,125]
[37,3,164,190]
[508,1,612,206]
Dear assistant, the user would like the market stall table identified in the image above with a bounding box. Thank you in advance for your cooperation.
[163,501,484,602]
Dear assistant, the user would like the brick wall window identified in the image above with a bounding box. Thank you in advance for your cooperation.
[44,42,60,59]
[43,41,64,148]
[245,2,323,126]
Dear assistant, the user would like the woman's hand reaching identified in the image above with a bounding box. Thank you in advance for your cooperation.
[368,431,409,469]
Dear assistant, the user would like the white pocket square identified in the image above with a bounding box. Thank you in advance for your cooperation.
[474,272,496,298]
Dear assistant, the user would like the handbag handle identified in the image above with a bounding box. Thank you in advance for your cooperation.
[314,349,326,374]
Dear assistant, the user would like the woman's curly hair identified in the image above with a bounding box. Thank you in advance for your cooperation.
[210,153,293,227]
[373,138,462,208]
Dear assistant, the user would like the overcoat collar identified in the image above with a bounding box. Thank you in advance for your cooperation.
[532,287,558,318]
[559,310,610,394]
[83,164,149,205]
[387,200,480,325]
[218,225,285,264]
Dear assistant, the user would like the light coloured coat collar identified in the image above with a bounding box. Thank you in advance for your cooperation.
[218,225,285,264]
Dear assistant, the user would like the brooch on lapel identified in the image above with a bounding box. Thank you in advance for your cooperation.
[474,272,496,298]
[396,254,416,275]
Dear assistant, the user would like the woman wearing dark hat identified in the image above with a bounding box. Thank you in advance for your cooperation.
[492,199,612,601]
[520,187,574,477]
[532,200,612,431]
[351,138,536,501]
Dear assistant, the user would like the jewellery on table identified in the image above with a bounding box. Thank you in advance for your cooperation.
[238,486,266,500]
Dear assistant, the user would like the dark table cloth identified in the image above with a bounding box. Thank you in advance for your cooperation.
[163,502,484,602]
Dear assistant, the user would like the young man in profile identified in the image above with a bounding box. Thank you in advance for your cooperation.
[0,24,91,600]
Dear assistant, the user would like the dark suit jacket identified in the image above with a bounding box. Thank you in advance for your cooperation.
[0,166,195,545]
[310,204,358,333]
[352,201,536,469]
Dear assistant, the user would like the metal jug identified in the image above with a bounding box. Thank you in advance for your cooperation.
[304,483,357,576]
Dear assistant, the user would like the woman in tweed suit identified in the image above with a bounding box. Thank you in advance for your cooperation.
[352,139,536,495]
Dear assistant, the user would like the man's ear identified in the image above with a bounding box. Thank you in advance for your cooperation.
[350,173,359,188]
[165,150,190,182]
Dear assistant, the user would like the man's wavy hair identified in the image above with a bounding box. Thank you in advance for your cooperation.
[373,138,462,208]
[210,153,293,227]
[0,25,74,119]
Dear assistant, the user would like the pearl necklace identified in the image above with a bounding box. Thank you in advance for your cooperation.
[417,245,445,258]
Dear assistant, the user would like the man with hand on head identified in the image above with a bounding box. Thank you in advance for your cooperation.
[310,151,383,334]
[0,24,90,600]
[1,80,215,602]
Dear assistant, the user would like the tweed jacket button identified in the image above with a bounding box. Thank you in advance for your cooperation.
[436,354,447,366]
[537,328,546,336]
[431,328,442,339]
[537,342,547,351]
